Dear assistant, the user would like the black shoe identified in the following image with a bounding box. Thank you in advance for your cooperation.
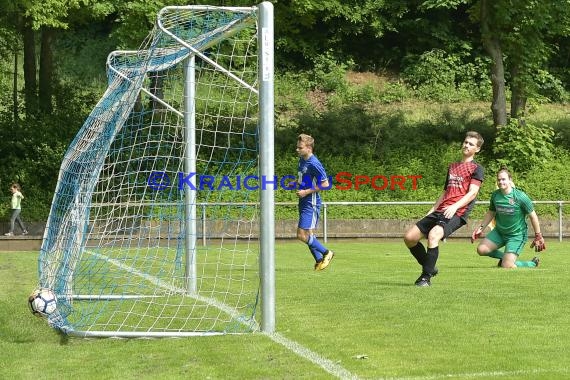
[414,268,437,287]
[532,257,540,267]
[415,275,432,287]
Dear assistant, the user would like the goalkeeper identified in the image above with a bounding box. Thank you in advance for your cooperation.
[471,166,545,268]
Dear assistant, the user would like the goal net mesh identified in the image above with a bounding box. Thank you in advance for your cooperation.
[38,5,264,337]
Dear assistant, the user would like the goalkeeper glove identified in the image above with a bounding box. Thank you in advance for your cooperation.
[471,226,483,243]
[530,232,546,252]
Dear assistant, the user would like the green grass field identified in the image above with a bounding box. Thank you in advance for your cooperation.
[1,240,569,379]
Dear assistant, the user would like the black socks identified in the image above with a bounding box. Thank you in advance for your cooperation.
[409,242,439,276]
[423,247,439,275]
[409,242,427,266]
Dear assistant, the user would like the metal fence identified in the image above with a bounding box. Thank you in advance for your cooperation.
[1,200,566,245]
[319,200,568,243]
[194,200,568,243]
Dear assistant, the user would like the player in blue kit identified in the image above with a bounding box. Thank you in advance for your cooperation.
[295,134,334,271]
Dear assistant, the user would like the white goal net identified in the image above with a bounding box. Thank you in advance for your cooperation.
[37,3,274,337]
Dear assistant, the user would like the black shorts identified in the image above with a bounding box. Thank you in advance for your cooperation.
[415,212,466,239]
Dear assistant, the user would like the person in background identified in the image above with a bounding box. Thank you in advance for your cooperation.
[5,183,28,236]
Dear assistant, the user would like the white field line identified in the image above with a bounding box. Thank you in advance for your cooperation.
[263,331,359,380]
[382,367,569,380]
[87,250,359,378]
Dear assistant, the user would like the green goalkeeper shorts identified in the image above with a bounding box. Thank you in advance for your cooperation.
[485,229,526,256]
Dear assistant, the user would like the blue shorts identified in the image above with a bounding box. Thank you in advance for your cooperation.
[298,200,320,230]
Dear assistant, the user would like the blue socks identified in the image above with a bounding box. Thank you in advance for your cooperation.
[307,235,327,262]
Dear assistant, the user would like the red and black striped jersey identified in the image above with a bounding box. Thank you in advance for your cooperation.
[436,161,484,219]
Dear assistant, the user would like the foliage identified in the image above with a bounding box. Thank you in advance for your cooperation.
[401,48,492,101]
[273,74,569,220]
[532,69,569,103]
[54,24,117,90]
[295,103,378,160]
[0,80,98,221]
[101,0,258,49]
[1,0,570,223]
[511,150,570,199]
[402,49,459,97]
[310,51,352,93]
[375,81,410,103]
[502,1,570,95]
[492,119,555,174]
[273,0,409,70]
[14,0,90,30]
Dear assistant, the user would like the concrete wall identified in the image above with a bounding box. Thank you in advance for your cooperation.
[1,219,568,251]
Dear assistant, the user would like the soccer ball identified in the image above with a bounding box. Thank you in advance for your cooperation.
[28,288,57,316]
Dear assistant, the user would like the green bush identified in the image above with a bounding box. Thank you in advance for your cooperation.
[310,51,353,93]
[376,81,410,103]
[401,49,491,102]
[294,104,378,159]
[273,69,568,220]
[533,69,569,103]
[492,119,555,174]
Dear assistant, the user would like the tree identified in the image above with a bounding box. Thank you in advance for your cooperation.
[500,1,570,119]
[22,18,38,116]
[87,0,257,50]
[0,0,23,124]
[424,0,570,127]
[479,0,507,126]
[5,0,93,117]
[272,0,411,70]
[39,27,55,114]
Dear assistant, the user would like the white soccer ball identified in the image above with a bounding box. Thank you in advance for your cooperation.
[28,288,57,316]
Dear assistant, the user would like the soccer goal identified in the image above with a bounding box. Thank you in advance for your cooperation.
[37,2,274,337]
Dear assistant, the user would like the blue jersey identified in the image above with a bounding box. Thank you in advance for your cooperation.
[297,155,328,205]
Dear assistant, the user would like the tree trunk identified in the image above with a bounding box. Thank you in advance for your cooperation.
[510,86,527,119]
[23,19,38,116]
[13,51,19,126]
[39,27,55,114]
[480,0,508,127]
[510,66,527,119]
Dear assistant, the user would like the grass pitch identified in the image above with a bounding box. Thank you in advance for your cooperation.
[1,240,569,379]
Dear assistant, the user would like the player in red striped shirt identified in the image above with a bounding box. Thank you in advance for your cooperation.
[404,131,485,286]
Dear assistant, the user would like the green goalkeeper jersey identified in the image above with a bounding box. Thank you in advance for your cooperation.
[489,187,534,236]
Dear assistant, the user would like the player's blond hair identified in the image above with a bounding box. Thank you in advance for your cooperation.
[297,134,314,150]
